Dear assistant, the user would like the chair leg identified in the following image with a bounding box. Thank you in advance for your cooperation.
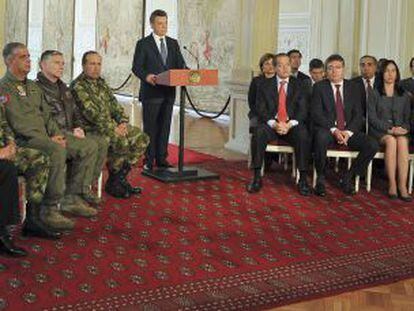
[284,154,288,171]
[409,159,414,195]
[335,157,340,173]
[366,161,373,192]
[296,169,300,184]
[291,153,296,178]
[18,177,27,223]
[260,161,265,177]
[98,172,103,198]
[355,175,360,193]
[313,166,317,188]
[347,158,352,170]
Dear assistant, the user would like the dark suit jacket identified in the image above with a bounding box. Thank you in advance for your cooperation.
[132,34,186,101]
[254,76,308,126]
[400,78,414,94]
[311,79,363,133]
[367,89,411,139]
[350,76,379,116]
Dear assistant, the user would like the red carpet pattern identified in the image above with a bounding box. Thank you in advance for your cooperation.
[0,153,413,310]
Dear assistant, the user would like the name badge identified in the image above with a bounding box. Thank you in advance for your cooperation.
[17,85,27,97]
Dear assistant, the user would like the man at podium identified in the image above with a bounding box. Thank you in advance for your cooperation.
[132,9,186,171]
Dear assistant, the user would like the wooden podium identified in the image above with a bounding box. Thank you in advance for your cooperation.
[142,69,220,182]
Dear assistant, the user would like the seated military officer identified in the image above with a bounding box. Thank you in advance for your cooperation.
[0,42,96,232]
[70,51,149,199]
[36,50,101,211]
[1,97,60,241]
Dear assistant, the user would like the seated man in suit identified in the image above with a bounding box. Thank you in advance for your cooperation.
[132,9,186,171]
[400,57,414,145]
[288,49,311,83]
[309,58,325,85]
[0,161,27,257]
[400,57,414,94]
[247,53,311,196]
[350,55,378,132]
[312,54,379,196]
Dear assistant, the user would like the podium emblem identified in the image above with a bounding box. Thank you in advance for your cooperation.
[188,70,201,84]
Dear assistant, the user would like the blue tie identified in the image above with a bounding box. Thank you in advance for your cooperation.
[160,38,167,65]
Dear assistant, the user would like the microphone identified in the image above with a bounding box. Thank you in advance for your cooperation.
[183,46,200,70]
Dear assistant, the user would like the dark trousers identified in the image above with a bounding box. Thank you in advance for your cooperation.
[0,160,20,231]
[250,124,311,174]
[313,128,379,178]
[142,97,175,164]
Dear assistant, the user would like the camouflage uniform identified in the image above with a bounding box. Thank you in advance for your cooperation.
[70,73,148,198]
[70,73,148,173]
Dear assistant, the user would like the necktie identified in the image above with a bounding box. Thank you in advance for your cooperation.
[335,84,345,130]
[160,38,167,65]
[365,78,373,97]
[277,81,287,123]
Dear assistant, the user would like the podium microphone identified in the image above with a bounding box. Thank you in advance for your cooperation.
[183,46,200,70]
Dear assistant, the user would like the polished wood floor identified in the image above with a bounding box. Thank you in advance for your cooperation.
[169,113,414,311]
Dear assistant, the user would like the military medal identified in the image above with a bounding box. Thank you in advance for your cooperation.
[16,85,27,97]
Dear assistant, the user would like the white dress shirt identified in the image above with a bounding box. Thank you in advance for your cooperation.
[330,80,353,137]
[267,76,299,128]
[363,76,375,91]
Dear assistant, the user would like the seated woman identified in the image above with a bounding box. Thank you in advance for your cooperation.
[247,53,277,130]
[368,59,412,201]
[0,155,27,257]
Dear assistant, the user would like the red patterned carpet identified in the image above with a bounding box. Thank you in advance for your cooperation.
[1,148,414,310]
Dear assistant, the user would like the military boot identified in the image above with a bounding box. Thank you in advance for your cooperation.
[82,188,102,207]
[40,204,75,231]
[105,169,131,199]
[22,203,62,239]
[120,163,142,195]
[61,195,98,217]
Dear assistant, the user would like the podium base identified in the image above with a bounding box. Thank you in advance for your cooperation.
[141,166,219,183]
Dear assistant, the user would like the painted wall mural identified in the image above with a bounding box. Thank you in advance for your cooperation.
[43,0,75,82]
[5,0,28,44]
[178,0,239,112]
[96,0,144,95]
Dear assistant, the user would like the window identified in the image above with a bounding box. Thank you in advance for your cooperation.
[144,0,178,39]
[72,0,97,78]
[27,0,44,79]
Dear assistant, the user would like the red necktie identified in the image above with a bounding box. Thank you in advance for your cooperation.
[278,81,287,123]
[335,84,345,130]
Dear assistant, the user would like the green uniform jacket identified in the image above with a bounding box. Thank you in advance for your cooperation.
[0,71,62,143]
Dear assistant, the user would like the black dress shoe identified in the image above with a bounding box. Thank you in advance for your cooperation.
[298,179,311,196]
[340,178,356,195]
[388,193,398,200]
[156,160,173,169]
[22,222,62,240]
[246,179,262,193]
[314,182,326,197]
[0,235,28,257]
[399,194,413,202]
[125,184,142,195]
[143,163,153,171]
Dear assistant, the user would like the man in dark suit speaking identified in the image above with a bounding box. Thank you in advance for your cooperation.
[132,9,186,171]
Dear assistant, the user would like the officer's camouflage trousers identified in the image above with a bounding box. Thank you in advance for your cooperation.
[15,147,49,205]
[108,125,149,173]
